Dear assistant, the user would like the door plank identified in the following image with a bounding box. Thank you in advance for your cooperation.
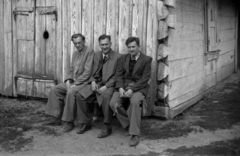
[35,7,46,76]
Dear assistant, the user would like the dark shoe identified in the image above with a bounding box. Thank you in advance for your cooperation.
[76,123,91,134]
[97,128,112,138]
[129,135,140,146]
[62,122,74,132]
[42,117,61,126]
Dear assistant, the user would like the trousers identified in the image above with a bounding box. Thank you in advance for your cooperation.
[76,86,114,125]
[45,83,84,122]
[109,91,145,136]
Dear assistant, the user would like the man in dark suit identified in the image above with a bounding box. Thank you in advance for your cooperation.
[110,37,152,146]
[76,34,121,138]
[44,34,94,133]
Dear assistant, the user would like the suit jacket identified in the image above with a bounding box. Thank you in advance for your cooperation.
[115,52,152,96]
[79,49,121,99]
[64,46,94,85]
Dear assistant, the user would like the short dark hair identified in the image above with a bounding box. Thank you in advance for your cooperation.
[125,37,140,46]
[71,33,85,41]
[98,34,111,42]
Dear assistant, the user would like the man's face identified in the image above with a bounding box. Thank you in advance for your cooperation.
[99,38,111,54]
[73,37,85,51]
[127,41,139,56]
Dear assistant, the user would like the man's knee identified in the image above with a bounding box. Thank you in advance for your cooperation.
[66,87,77,96]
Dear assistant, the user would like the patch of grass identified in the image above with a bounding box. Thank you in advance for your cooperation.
[141,121,195,140]
[164,138,240,156]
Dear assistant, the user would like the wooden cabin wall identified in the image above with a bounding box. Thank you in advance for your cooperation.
[167,0,205,109]
[216,0,237,82]
[0,0,158,114]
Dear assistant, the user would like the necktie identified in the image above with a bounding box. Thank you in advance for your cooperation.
[131,55,136,61]
[103,55,108,63]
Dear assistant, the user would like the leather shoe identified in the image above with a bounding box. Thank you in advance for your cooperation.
[62,122,74,132]
[76,124,91,134]
[42,117,61,126]
[129,135,140,146]
[97,128,112,138]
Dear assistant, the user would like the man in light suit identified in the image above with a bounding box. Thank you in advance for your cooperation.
[76,34,121,137]
[44,33,94,133]
[110,37,152,146]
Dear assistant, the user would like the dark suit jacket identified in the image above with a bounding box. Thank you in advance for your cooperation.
[79,49,121,99]
[115,52,152,96]
[64,46,94,85]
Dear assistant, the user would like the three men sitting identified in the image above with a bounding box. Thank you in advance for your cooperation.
[45,34,152,146]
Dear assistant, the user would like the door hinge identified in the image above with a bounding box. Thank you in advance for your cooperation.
[39,10,58,21]
[13,9,33,20]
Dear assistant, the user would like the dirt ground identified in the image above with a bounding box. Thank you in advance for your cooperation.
[0,71,240,156]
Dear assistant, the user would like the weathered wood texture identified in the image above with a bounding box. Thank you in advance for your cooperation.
[0,0,4,94]
[165,0,205,109]
[0,0,157,112]
[4,0,13,96]
[165,0,237,113]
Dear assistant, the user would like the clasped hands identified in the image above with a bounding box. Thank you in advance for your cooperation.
[91,81,107,94]
[119,88,133,98]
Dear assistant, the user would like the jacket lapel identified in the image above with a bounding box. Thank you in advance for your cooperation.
[125,54,131,74]
[132,52,143,76]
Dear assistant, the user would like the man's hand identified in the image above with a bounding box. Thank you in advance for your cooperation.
[70,84,77,88]
[97,86,107,94]
[125,89,133,98]
[119,88,126,98]
[66,80,71,90]
[91,81,98,91]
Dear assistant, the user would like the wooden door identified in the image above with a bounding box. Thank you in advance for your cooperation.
[13,0,35,97]
[13,0,57,98]
[34,0,57,98]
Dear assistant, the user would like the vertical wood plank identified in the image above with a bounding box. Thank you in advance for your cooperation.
[46,0,56,77]
[94,0,107,52]
[0,0,4,94]
[82,0,94,48]
[4,0,13,96]
[56,0,63,83]
[106,0,119,52]
[70,0,79,58]
[62,0,70,80]
[36,0,46,7]
[142,0,148,55]
[119,0,132,54]
[132,0,148,53]
[146,0,158,115]
[35,7,46,76]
